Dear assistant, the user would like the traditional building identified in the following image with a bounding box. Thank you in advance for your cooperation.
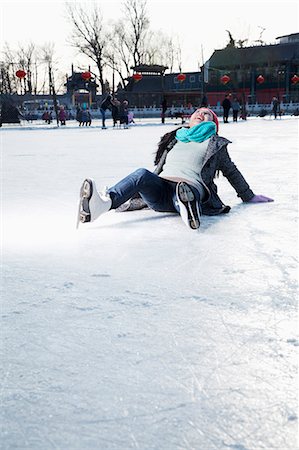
[116,64,203,108]
[65,65,98,107]
[116,64,167,107]
[203,32,299,105]
[117,33,299,107]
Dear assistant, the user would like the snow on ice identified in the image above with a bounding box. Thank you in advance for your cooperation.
[1,116,298,449]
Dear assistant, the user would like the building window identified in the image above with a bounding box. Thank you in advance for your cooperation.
[174,77,179,84]
[190,75,195,83]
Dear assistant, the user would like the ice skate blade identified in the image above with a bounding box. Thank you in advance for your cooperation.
[76,179,93,228]
[82,180,92,198]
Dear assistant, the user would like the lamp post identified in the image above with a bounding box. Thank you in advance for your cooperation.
[161,67,168,124]
[250,68,256,105]
[112,54,115,97]
[276,69,284,101]
[48,63,59,126]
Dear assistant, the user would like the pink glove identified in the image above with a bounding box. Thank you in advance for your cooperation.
[248,194,274,203]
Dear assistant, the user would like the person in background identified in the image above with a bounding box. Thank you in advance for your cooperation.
[77,108,273,231]
[86,109,92,126]
[119,100,129,129]
[76,107,83,126]
[100,94,113,129]
[111,99,120,128]
[42,110,50,124]
[80,107,92,126]
[161,97,167,124]
[231,97,240,122]
[222,94,231,123]
[128,111,135,124]
[58,106,67,126]
[272,96,280,119]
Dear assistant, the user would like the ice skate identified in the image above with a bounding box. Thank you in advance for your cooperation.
[176,182,201,230]
[77,178,111,228]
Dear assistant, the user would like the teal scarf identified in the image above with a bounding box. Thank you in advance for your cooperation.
[176,122,216,143]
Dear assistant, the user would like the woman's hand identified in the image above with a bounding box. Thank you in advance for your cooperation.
[247,194,274,203]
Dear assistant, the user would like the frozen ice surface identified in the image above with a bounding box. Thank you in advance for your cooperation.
[1,117,298,449]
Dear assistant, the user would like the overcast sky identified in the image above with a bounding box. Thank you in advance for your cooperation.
[1,0,298,77]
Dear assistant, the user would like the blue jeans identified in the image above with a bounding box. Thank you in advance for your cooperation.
[108,168,202,212]
[100,108,106,127]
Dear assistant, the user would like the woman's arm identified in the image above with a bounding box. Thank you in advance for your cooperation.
[218,147,273,203]
[218,147,255,202]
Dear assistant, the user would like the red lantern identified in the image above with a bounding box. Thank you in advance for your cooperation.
[81,71,91,80]
[220,75,230,85]
[291,74,299,84]
[257,75,265,84]
[16,70,26,79]
[177,73,186,83]
[132,73,143,82]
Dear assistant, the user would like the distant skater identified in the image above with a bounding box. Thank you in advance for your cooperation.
[222,94,231,123]
[58,106,67,126]
[111,99,120,127]
[119,100,129,129]
[272,96,280,119]
[100,94,113,129]
[231,98,240,122]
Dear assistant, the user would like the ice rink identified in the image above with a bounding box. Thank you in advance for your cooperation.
[2,116,298,449]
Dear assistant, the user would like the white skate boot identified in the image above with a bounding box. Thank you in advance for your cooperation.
[77,178,112,228]
[176,182,201,230]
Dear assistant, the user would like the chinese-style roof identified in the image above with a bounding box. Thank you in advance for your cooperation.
[276,32,299,40]
[207,42,299,69]
[131,64,168,74]
[127,75,163,92]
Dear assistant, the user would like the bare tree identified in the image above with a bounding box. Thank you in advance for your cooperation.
[105,0,149,90]
[172,36,183,73]
[1,43,49,95]
[104,50,128,92]
[1,44,18,94]
[66,3,109,94]
[106,21,132,89]
[105,27,176,90]
[16,43,36,94]
[106,0,151,89]
[164,38,177,73]
[142,30,163,65]
[40,43,59,124]
[0,61,13,95]
[142,31,176,70]
[120,0,150,67]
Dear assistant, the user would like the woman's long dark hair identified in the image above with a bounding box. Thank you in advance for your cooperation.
[154,127,182,165]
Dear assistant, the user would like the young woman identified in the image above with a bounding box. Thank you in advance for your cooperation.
[77,108,273,230]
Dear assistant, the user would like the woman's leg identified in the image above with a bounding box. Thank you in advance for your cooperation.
[108,168,177,212]
[78,170,204,227]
